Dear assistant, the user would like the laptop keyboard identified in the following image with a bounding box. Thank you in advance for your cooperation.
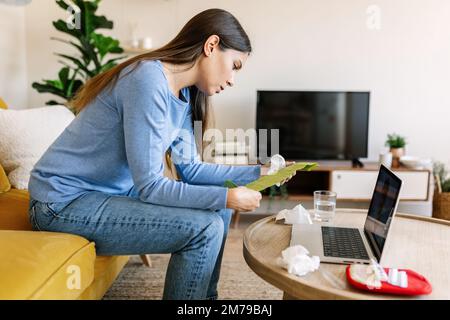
[321,226,370,260]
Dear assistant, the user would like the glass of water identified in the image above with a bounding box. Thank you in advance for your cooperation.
[313,190,337,222]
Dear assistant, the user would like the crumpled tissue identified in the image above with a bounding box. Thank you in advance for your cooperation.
[276,203,312,225]
[267,154,286,186]
[277,245,320,277]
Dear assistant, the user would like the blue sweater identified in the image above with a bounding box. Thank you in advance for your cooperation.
[28,60,260,210]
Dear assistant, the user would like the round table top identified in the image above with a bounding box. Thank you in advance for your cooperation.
[243,209,450,300]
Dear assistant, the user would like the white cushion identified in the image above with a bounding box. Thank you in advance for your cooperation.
[0,106,75,189]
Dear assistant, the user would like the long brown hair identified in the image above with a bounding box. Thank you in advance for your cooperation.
[70,8,252,133]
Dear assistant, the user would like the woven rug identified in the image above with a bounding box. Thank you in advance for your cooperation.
[103,215,283,300]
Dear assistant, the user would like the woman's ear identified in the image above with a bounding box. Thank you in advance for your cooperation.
[203,35,220,57]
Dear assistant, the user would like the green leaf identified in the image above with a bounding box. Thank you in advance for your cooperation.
[81,0,95,36]
[91,33,123,59]
[53,19,81,39]
[442,179,450,192]
[51,37,92,64]
[32,82,68,99]
[108,46,124,54]
[58,67,70,85]
[74,0,113,36]
[44,79,64,91]
[66,78,83,98]
[55,0,70,11]
[56,53,94,77]
[92,14,113,30]
[46,100,65,106]
[99,55,126,73]
[98,62,115,73]
[78,36,101,69]
[102,55,127,66]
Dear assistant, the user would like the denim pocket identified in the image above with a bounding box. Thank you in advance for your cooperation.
[44,200,73,218]
[45,202,61,218]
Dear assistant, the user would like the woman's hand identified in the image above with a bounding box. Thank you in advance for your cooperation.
[226,186,262,212]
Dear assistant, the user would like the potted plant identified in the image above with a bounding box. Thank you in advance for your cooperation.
[32,0,126,111]
[433,162,450,221]
[385,133,407,168]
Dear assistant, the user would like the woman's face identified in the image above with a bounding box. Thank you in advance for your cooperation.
[197,35,249,96]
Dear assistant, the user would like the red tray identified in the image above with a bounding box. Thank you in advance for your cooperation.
[346,265,432,296]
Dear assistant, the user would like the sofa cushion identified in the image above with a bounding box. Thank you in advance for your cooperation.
[0,188,31,231]
[0,106,75,189]
[0,164,10,194]
[0,230,96,299]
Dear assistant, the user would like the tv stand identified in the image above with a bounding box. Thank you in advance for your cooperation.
[352,158,364,168]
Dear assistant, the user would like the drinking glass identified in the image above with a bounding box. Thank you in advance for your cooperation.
[313,190,337,222]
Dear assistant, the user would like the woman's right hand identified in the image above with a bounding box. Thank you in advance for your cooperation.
[226,187,262,212]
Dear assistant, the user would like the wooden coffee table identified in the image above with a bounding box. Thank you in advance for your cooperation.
[243,209,450,299]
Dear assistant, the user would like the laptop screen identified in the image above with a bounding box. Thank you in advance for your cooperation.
[363,165,402,261]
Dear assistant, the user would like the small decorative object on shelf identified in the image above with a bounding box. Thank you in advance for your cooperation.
[385,133,407,168]
[379,152,393,168]
[399,156,432,170]
[433,162,450,221]
[124,37,153,54]
[141,37,153,50]
[125,21,153,54]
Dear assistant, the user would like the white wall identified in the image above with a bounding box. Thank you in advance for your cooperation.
[0,4,27,109]
[18,0,450,164]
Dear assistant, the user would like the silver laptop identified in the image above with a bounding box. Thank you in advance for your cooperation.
[290,165,403,265]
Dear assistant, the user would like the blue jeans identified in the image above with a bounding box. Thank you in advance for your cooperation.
[28,191,232,300]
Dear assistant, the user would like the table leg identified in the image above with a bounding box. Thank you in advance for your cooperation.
[232,210,241,229]
[140,254,152,267]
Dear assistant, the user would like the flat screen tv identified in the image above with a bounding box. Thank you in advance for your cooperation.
[256,91,370,162]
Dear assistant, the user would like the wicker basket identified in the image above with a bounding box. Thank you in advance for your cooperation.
[433,175,450,221]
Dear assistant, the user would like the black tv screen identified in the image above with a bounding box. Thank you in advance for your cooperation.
[256,91,370,161]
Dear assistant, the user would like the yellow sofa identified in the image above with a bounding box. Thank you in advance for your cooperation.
[0,101,130,300]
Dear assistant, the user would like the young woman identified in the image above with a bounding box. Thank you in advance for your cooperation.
[28,8,291,300]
